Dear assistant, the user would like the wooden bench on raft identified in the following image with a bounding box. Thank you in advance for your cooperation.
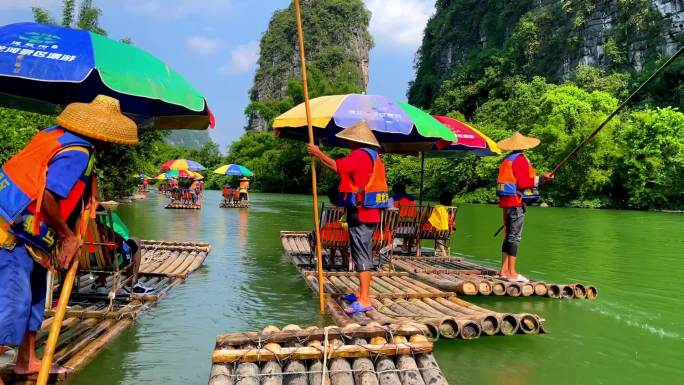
[301,270,544,340]
[310,206,399,271]
[209,323,448,385]
[71,209,140,303]
[389,255,598,300]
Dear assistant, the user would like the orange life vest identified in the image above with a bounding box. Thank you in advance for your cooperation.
[338,148,389,209]
[496,153,539,200]
[0,127,94,261]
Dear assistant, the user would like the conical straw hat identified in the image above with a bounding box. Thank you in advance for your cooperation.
[496,131,540,151]
[335,120,380,148]
[56,95,138,145]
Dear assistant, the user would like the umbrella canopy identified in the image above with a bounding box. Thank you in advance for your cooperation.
[273,94,457,153]
[213,164,254,177]
[160,159,205,171]
[157,170,202,180]
[427,116,501,158]
[0,22,214,129]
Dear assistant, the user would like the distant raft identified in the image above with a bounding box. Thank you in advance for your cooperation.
[0,240,211,385]
[219,200,249,208]
[165,202,202,209]
[209,323,450,385]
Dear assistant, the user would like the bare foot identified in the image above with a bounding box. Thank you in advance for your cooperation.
[14,362,68,375]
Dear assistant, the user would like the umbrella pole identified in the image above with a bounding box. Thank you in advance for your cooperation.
[294,0,326,313]
[419,152,425,205]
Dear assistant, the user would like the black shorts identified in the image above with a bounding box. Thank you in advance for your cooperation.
[347,212,375,272]
[502,206,525,257]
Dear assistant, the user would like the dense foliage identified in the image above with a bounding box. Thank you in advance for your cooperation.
[388,0,684,210]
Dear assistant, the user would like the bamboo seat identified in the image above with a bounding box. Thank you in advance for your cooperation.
[372,208,399,254]
[394,205,430,254]
[418,206,458,257]
[311,206,350,269]
[76,209,140,298]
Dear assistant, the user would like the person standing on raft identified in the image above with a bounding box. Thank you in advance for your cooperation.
[495,132,553,283]
[307,121,389,314]
[0,95,137,380]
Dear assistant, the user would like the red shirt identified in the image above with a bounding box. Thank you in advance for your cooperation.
[499,153,538,208]
[336,149,381,223]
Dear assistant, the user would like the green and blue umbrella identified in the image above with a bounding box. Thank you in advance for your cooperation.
[0,22,214,129]
[213,164,254,177]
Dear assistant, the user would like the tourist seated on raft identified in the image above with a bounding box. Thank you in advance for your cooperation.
[389,183,416,209]
[232,188,241,203]
[390,183,417,253]
[421,192,456,257]
[0,95,138,379]
[222,185,233,203]
[86,206,152,295]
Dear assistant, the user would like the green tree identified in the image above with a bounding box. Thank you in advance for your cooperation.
[614,107,684,209]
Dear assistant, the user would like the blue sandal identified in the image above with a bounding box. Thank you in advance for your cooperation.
[341,293,358,302]
[344,301,374,314]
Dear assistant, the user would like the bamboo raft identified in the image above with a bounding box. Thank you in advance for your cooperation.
[220,201,249,208]
[0,241,211,385]
[210,324,450,385]
[281,231,597,300]
[281,230,543,340]
[165,202,202,209]
[390,256,598,300]
[302,271,542,340]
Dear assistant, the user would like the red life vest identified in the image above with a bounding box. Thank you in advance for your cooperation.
[0,127,94,257]
[338,148,389,209]
[496,152,539,200]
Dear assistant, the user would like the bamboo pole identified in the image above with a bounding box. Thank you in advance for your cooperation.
[294,0,326,313]
[36,256,80,385]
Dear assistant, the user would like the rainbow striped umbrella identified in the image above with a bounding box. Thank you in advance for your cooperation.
[160,159,205,171]
[213,164,254,177]
[273,94,457,153]
[428,116,501,157]
[156,170,202,179]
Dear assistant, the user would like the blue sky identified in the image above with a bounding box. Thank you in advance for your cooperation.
[1,0,435,151]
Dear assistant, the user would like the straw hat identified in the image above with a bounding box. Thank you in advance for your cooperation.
[56,95,138,145]
[496,131,540,151]
[335,120,380,148]
[240,177,250,181]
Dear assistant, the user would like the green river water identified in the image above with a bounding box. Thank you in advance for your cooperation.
[67,191,683,385]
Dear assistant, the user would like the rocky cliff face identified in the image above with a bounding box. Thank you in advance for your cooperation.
[410,0,684,107]
[247,0,372,131]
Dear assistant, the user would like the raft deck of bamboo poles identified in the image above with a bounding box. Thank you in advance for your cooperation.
[390,256,598,300]
[220,201,249,208]
[0,241,211,385]
[303,271,543,340]
[280,231,544,339]
[210,323,450,385]
[165,202,202,209]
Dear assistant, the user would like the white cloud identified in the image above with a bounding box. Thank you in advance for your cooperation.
[186,35,221,55]
[219,41,259,75]
[364,0,434,50]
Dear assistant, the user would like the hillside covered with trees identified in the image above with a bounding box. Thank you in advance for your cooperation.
[401,0,684,209]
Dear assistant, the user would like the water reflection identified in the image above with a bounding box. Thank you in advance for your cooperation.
[66,195,684,385]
